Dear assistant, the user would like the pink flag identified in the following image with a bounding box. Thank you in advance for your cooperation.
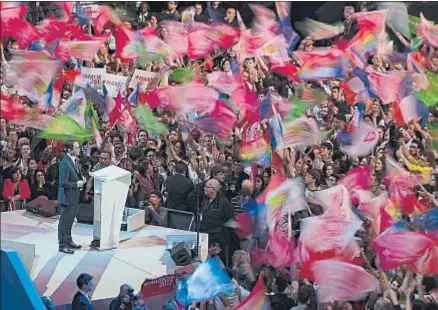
[387,176,418,214]
[2,18,39,49]
[353,10,388,34]
[252,228,296,269]
[417,13,438,47]
[160,20,189,56]
[114,24,135,59]
[313,185,356,220]
[231,87,260,125]
[339,166,372,200]
[190,99,237,139]
[367,70,405,104]
[299,217,362,255]
[409,245,438,275]
[306,260,380,302]
[373,230,436,271]
[358,192,388,234]
[385,155,411,179]
[56,40,104,61]
[340,122,378,157]
[207,72,243,95]
[188,23,240,59]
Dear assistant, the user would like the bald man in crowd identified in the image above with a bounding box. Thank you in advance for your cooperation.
[199,179,235,267]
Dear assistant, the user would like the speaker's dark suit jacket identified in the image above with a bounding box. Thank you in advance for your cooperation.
[165,174,193,211]
[58,154,82,206]
[72,291,94,310]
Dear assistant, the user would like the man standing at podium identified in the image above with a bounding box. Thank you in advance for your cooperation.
[58,140,85,254]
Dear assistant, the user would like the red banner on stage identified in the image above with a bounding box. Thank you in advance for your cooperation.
[141,275,177,298]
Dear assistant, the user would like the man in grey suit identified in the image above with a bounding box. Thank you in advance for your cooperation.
[58,140,86,254]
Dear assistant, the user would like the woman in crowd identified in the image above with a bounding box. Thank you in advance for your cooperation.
[144,190,167,227]
[2,167,31,210]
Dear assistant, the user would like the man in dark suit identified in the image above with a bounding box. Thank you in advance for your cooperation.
[164,162,193,211]
[72,273,94,310]
[58,140,86,254]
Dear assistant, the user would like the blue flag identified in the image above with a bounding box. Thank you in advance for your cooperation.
[75,2,90,26]
[175,257,233,305]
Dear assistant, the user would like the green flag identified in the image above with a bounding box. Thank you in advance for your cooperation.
[134,105,166,135]
[40,115,93,143]
[169,68,196,84]
[415,71,438,108]
[429,122,438,150]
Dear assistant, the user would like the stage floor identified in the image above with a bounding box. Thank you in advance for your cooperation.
[1,210,208,307]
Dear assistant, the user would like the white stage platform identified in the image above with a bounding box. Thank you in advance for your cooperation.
[1,210,208,308]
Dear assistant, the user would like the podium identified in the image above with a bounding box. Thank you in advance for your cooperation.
[89,165,131,250]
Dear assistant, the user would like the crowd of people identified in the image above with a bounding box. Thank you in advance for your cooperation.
[1,1,438,310]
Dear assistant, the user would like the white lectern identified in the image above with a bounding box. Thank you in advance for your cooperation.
[89,165,131,250]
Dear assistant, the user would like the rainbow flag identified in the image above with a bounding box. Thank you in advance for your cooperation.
[240,135,272,167]
[235,278,271,310]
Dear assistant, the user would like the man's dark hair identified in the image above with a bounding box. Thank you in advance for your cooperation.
[128,147,142,161]
[422,276,437,293]
[138,160,150,176]
[64,140,77,152]
[274,276,289,293]
[100,149,112,159]
[174,161,187,174]
[211,165,224,177]
[162,110,175,118]
[76,273,93,289]
[421,304,438,310]
[297,285,312,304]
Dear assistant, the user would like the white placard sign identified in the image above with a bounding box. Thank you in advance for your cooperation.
[128,69,162,91]
[102,73,128,97]
[81,67,105,88]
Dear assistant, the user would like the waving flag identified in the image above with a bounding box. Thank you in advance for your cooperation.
[109,91,125,127]
[161,20,189,56]
[387,176,418,215]
[415,71,438,107]
[1,17,39,49]
[190,100,237,139]
[134,105,166,135]
[411,208,438,243]
[40,115,92,143]
[265,177,308,230]
[175,257,233,305]
[240,135,271,167]
[235,278,270,310]
[41,79,60,111]
[377,2,410,39]
[275,2,300,50]
[314,185,356,220]
[114,24,135,59]
[340,122,378,157]
[207,72,242,95]
[295,18,345,41]
[84,100,102,148]
[367,71,407,104]
[353,10,388,34]
[170,68,196,84]
[56,40,104,62]
[75,2,90,26]
[60,89,87,126]
[373,230,436,272]
[340,165,372,205]
[341,77,367,105]
[188,23,240,59]
[299,217,362,255]
[358,192,389,234]
[417,13,438,47]
[283,117,325,148]
[0,95,27,121]
[294,48,347,80]
[304,260,380,303]
[393,95,429,126]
